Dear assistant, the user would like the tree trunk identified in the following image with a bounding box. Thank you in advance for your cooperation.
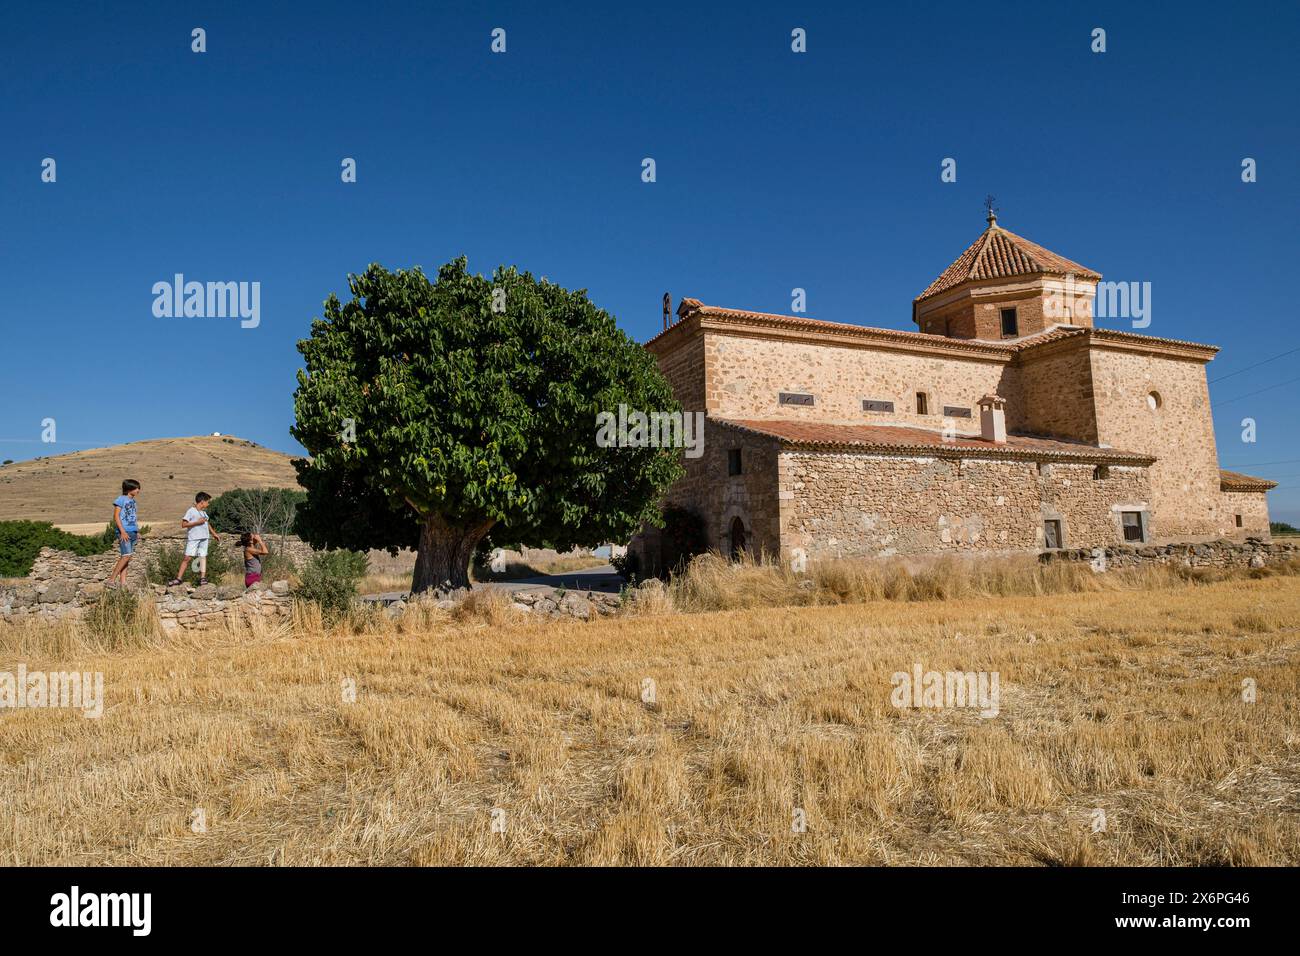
[411,515,495,595]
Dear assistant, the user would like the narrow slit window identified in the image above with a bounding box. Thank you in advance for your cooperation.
[1043,519,1063,550]
[727,448,742,476]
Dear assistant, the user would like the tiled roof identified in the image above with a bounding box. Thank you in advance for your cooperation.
[1011,325,1219,356]
[1219,469,1278,492]
[916,223,1101,303]
[716,418,1155,464]
[647,298,1016,355]
[650,299,1217,359]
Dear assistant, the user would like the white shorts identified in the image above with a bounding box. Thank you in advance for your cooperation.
[185,539,210,558]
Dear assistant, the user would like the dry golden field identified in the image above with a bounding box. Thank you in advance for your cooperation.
[0,435,301,530]
[1,566,1297,866]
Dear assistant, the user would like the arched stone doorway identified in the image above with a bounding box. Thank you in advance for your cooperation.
[729,516,747,561]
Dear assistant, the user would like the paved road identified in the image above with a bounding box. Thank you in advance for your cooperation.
[362,564,624,604]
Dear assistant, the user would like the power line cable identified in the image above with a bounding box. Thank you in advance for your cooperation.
[1212,373,1300,407]
[1209,344,1300,385]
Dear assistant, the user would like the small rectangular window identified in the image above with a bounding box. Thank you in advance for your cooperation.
[727,448,742,476]
[1001,308,1018,337]
[942,406,971,418]
[779,392,814,406]
[1043,519,1062,550]
[1235,513,1243,528]
[1093,465,1110,480]
[916,392,929,415]
[862,399,894,413]
[1121,511,1146,543]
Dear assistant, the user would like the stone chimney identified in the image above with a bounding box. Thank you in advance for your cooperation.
[977,394,1007,444]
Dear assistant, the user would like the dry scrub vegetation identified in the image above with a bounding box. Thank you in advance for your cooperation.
[1,558,1298,866]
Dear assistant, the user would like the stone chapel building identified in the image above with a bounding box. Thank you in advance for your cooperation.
[630,213,1276,570]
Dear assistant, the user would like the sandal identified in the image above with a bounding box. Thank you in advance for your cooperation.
[198,577,209,586]
[166,578,182,587]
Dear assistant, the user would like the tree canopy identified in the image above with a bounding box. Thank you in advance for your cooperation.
[290,258,683,592]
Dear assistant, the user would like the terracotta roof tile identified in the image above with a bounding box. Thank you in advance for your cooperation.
[716,418,1155,464]
[916,224,1101,302]
[648,299,1017,354]
[1219,469,1278,492]
[649,300,1216,358]
[1010,325,1219,356]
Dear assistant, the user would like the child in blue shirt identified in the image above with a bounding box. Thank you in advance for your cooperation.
[108,479,142,587]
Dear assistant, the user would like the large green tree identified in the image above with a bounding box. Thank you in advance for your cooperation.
[291,258,683,594]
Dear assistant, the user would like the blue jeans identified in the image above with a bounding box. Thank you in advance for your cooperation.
[119,532,138,555]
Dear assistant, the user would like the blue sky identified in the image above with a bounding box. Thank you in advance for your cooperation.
[3,1,1298,521]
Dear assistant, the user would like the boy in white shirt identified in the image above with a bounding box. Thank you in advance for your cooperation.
[168,492,220,586]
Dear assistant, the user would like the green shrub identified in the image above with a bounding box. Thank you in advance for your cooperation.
[296,550,368,621]
[610,549,641,583]
[0,520,115,577]
[145,540,235,585]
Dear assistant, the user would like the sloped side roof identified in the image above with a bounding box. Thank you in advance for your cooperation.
[1219,469,1278,492]
[916,225,1102,303]
[716,418,1154,464]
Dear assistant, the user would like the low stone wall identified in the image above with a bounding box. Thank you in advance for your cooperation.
[153,580,294,630]
[5,544,625,628]
[3,539,308,629]
[364,584,626,620]
[25,534,315,586]
[1038,537,1299,570]
[0,577,294,629]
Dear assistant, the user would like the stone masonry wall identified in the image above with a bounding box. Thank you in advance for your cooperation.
[1016,342,1099,443]
[1041,537,1298,571]
[0,558,294,629]
[630,419,781,574]
[24,533,316,586]
[704,330,1017,435]
[0,536,314,630]
[1087,346,1224,539]
[654,333,706,415]
[778,452,1153,558]
[1221,490,1272,539]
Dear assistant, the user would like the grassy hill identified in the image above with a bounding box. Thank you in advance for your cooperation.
[0,436,302,533]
